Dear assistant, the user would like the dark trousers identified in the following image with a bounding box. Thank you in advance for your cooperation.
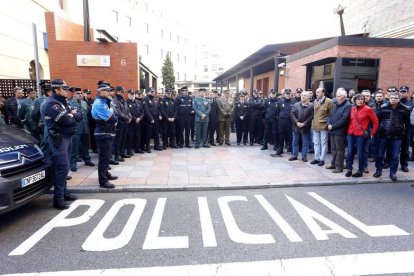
[96,136,112,185]
[249,116,263,144]
[144,120,160,148]
[346,135,366,172]
[235,119,249,143]
[208,119,219,144]
[278,120,292,153]
[49,136,71,199]
[113,122,127,157]
[263,118,278,148]
[162,120,176,146]
[376,137,402,176]
[178,115,191,146]
[70,133,91,170]
[330,134,346,170]
[190,115,195,140]
[127,122,142,153]
[89,120,97,151]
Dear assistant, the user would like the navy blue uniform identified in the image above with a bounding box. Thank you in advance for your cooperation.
[234,100,249,144]
[248,96,264,145]
[262,98,279,149]
[208,98,219,144]
[176,95,193,147]
[143,95,162,151]
[126,98,144,154]
[277,98,295,154]
[112,94,131,158]
[41,93,79,202]
[160,96,178,148]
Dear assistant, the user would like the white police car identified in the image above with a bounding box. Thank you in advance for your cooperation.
[0,124,51,215]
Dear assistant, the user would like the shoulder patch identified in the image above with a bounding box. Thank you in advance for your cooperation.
[52,104,61,110]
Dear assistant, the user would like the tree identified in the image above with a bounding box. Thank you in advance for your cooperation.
[161,54,175,88]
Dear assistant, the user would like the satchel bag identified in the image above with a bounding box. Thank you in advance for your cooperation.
[353,109,370,139]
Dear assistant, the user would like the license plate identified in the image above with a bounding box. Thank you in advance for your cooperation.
[21,170,46,188]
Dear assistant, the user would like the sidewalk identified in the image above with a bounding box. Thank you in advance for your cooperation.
[67,137,414,192]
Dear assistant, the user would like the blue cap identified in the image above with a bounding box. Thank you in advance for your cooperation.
[97,84,112,92]
[51,79,70,90]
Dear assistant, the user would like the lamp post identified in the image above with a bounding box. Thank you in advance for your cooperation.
[333,4,346,36]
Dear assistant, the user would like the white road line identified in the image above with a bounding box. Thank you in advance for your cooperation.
[3,251,414,276]
[198,197,217,247]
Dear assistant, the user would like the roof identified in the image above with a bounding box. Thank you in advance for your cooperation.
[139,61,158,78]
[213,37,333,82]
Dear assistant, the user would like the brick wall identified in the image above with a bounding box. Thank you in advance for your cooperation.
[46,12,138,97]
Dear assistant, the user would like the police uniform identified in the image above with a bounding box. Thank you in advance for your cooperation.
[234,93,249,145]
[6,93,23,128]
[92,83,118,189]
[40,79,80,209]
[19,88,38,139]
[208,90,220,145]
[276,90,295,154]
[143,88,163,152]
[176,87,193,148]
[68,88,94,172]
[160,89,178,149]
[193,88,211,148]
[31,83,51,161]
[126,90,145,155]
[248,91,264,145]
[261,92,279,150]
[84,89,97,153]
[112,86,132,160]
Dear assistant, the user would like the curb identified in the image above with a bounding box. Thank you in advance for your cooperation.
[64,178,414,193]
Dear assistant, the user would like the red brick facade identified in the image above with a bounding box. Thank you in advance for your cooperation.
[46,12,138,97]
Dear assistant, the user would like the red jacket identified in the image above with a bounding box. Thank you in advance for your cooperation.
[347,104,379,137]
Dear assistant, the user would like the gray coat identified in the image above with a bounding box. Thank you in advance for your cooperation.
[327,99,352,136]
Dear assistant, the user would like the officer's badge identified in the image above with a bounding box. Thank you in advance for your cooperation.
[282,104,285,107]
[165,102,168,106]
[181,99,184,102]
[52,104,60,110]
[129,105,132,108]
[31,105,35,110]
[238,104,240,107]
[204,102,208,106]
[149,100,152,104]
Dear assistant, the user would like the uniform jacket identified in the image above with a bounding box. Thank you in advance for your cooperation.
[234,100,249,121]
[91,96,117,137]
[263,98,279,121]
[193,97,211,122]
[312,96,333,131]
[278,98,295,122]
[69,98,89,135]
[327,99,352,136]
[377,102,410,140]
[127,98,144,122]
[159,96,177,120]
[18,97,37,132]
[347,104,379,137]
[143,95,160,122]
[30,95,47,128]
[40,93,79,136]
[291,101,314,133]
[209,98,219,122]
[112,94,131,123]
[6,97,22,127]
[247,96,264,118]
[218,97,235,122]
[175,95,193,117]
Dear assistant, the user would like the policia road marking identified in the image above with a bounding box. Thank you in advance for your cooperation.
[9,193,409,255]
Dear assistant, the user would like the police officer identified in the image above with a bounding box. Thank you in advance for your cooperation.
[19,87,38,139]
[193,88,211,148]
[160,88,178,149]
[248,89,264,146]
[6,87,24,128]
[143,87,163,152]
[126,89,145,155]
[189,90,196,141]
[68,87,95,172]
[92,82,118,189]
[84,89,97,153]
[112,86,132,161]
[398,86,412,172]
[276,89,295,155]
[261,89,279,150]
[31,82,52,155]
[208,90,220,146]
[176,86,193,148]
[234,92,249,145]
[40,79,80,209]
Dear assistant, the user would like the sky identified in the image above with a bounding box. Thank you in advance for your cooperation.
[155,0,343,68]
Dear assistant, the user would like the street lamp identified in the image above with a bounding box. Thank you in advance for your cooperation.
[333,4,346,36]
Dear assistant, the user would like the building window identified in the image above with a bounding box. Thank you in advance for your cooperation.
[126,16,132,27]
[323,64,332,75]
[59,0,64,9]
[160,49,164,59]
[112,10,119,23]
[212,64,217,71]
[161,29,164,38]
[145,45,149,55]
[204,65,208,72]
[219,64,224,71]
[144,23,149,33]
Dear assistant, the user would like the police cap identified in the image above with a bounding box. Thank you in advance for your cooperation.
[400,86,410,93]
[127,89,135,94]
[68,87,81,92]
[135,90,142,95]
[253,89,258,93]
[51,79,70,90]
[97,83,112,92]
[387,86,397,92]
[296,88,303,93]
[199,88,207,92]
[84,89,91,94]
[115,86,125,92]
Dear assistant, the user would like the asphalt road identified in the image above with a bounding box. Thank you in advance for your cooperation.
[1,183,414,275]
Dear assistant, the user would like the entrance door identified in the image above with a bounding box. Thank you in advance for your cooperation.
[262,78,269,96]
[256,79,262,91]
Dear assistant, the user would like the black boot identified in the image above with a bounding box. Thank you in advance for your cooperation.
[53,198,69,210]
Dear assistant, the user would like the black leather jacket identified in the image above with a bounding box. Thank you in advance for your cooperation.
[377,102,410,139]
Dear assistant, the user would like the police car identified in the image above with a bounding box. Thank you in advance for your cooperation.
[0,124,51,215]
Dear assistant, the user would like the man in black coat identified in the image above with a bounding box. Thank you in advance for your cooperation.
[208,90,220,146]
[6,87,24,128]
